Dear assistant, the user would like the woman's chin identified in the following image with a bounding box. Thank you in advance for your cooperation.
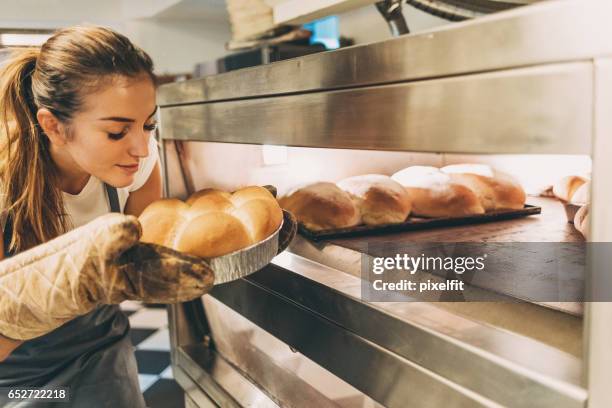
[103,174,134,189]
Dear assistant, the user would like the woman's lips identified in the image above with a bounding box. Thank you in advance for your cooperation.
[117,163,139,174]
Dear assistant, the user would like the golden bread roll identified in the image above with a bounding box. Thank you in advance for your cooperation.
[175,212,252,258]
[574,204,589,240]
[553,175,588,202]
[391,166,484,217]
[140,186,283,258]
[441,164,526,211]
[139,199,189,246]
[570,181,590,205]
[231,198,284,242]
[278,182,360,231]
[337,174,412,225]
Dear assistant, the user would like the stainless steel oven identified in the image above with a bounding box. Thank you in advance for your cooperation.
[156,1,612,406]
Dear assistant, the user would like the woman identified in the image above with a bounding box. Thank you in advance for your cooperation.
[0,25,186,407]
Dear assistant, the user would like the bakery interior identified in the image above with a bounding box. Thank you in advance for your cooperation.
[1,0,611,407]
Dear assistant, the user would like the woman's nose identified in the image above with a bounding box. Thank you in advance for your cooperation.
[128,132,150,158]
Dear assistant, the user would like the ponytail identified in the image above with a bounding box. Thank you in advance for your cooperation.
[0,48,67,253]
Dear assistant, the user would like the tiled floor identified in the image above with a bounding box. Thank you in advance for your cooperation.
[121,301,185,408]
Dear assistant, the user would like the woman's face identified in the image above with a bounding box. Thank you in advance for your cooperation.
[60,74,157,188]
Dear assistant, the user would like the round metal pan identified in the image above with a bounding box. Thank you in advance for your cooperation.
[208,217,283,285]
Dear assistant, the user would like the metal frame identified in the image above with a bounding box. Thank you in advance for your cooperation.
[157,1,612,406]
[158,0,612,106]
[159,63,592,154]
[583,58,612,408]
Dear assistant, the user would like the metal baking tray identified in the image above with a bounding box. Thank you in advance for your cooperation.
[209,216,283,284]
[298,204,541,241]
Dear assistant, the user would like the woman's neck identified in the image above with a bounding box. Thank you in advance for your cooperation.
[49,145,90,195]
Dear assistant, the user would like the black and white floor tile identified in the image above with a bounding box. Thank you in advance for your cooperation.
[121,301,184,408]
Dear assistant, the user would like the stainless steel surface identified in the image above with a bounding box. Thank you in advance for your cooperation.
[202,295,381,408]
[209,217,281,284]
[158,0,611,106]
[584,58,612,408]
[209,272,501,407]
[177,346,280,407]
[160,63,592,154]
[202,255,586,407]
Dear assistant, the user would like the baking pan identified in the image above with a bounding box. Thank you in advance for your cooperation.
[298,205,541,241]
[210,212,285,284]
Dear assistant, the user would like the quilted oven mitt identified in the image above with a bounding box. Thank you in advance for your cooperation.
[0,213,214,341]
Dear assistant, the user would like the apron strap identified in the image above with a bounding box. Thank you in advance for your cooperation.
[104,183,121,213]
[3,183,121,258]
[3,212,14,258]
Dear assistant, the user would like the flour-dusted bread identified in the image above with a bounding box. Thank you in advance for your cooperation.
[574,204,589,240]
[278,182,360,231]
[441,164,526,211]
[139,186,283,258]
[337,174,411,225]
[553,175,588,202]
[391,166,484,218]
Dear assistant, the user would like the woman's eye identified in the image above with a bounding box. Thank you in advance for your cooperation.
[108,129,128,140]
[144,122,158,132]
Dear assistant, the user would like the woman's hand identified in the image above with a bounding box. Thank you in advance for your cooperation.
[0,213,214,341]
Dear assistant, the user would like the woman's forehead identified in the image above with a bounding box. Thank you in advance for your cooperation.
[79,75,156,120]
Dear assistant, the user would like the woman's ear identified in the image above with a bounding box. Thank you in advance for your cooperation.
[37,108,67,145]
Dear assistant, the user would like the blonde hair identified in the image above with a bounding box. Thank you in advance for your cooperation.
[0,26,155,253]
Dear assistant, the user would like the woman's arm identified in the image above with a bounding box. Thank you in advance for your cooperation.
[0,230,24,362]
[124,161,162,217]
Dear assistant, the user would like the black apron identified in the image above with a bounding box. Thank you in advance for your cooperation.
[0,184,146,408]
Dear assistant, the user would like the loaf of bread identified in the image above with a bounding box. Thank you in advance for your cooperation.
[553,175,588,202]
[441,164,526,211]
[278,182,360,231]
[391,166,484,217]
[569,181,590,205]
[574,204,589,240]
[337,174,411,225]
[139,186,283,258]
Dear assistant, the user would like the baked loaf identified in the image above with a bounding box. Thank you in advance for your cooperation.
[391,166,484,217]
[553,176,588,202]
[574,204,589,240]
[441,164,526,210]
[569,181,590,205]
[337,174,412,225]
[278,182,360,231]
[139,186,283,258]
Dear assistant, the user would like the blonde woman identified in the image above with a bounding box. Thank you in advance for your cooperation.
[0,26,212,407]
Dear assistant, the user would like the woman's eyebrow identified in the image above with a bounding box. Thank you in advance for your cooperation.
[98,106,158,122]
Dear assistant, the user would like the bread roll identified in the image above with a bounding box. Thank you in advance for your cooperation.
[574,204,589,240]
[570,181,590,205]
[139,199,189,246]
[278,182,360,231]
[391,166,484,218]
[337,174,411,225]
[441,164,526,211]
[175,212,252,258]
[553,176,588,202]
[140,186,283,258]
